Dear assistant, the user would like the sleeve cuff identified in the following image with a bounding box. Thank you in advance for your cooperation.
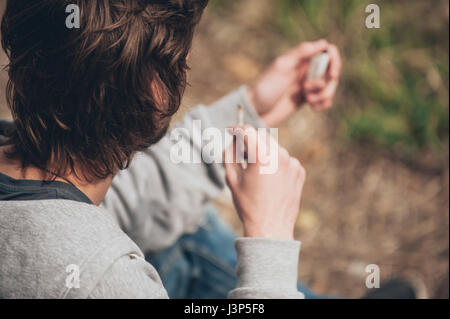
[234,237,301,291]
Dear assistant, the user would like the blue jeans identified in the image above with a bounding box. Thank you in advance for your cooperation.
[145,208,323,299]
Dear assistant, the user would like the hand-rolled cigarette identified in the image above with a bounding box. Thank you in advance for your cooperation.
[237,105,247,169]
[237,104,244,126]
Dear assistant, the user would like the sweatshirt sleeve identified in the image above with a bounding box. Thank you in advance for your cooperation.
[87,254,169,299]
[101,86,266,253]
[88,238,305,299]
[229,238,305,299]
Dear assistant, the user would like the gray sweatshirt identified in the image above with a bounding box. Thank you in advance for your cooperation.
[0,87,305,299]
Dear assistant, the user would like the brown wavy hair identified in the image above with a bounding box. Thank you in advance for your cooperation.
[1,0,208,181]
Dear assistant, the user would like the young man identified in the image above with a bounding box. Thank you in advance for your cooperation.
[0,0,341,298]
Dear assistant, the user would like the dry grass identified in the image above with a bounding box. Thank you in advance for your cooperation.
[185,1,449,298]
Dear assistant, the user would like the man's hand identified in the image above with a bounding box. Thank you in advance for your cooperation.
[224,126,306,241]
[247,40,342,126]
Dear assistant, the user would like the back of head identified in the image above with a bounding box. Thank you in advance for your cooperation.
[1,0,209,181]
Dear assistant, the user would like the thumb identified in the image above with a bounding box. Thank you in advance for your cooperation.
[224,138,241,186]
[289,39,329,62]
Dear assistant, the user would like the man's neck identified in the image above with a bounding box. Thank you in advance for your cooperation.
[0,147,113,206]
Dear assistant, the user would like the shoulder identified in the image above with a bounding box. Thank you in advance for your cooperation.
[88,254,168,299]
[0,200,147,299]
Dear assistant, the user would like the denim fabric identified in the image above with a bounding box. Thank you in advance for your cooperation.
[146,208,324,299]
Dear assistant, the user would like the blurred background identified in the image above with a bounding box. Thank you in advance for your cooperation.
[0,0,448,298]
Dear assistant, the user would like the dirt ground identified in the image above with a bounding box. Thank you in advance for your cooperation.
[184,2,449,298]
[0,1,448,298]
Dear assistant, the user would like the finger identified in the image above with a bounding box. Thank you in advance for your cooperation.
[228,125,259,165]
[254,128,283,170]
[224,138,241,185]
[306,79,338,104]
[279,146,290,163]
[327,44,342,80]
[288,39,329,63]
[224,133,236,163]
[289,157,302,174]
[310,98,333,111]
[303,79,327,93]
